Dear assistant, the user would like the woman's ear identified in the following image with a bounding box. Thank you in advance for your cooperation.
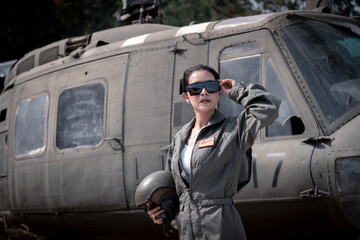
[182,92,190,104]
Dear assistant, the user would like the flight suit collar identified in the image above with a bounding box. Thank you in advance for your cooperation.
[172,122,193,189]
[174,109,227,188]
[178,109,226,142]
[207,108,226,127]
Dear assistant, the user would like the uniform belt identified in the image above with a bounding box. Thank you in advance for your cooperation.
[179,198,233,210]
[195,198,233,206]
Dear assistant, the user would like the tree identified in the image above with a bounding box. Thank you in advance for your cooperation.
[210,0,259,19]
[329,0,360,17]
[54,0,122,38]
[161,0,257,26]
[0,0,122,62]
[1,0,359,63]
[254,0,360,16]
[0,1,58,62]
[254,0,306,12]
[161,0,214,26]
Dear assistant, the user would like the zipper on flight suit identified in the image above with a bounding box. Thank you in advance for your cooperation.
[188,126,207,239]
[189,126,208,197]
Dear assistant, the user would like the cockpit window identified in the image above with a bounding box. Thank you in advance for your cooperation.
[56,83,105,150]
[280,19,360,124]
[14,94,48,158]
[219,43,261,117]
[266,58,304,137]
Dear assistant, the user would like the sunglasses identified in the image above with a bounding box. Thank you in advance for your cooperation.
[186,80,220,96]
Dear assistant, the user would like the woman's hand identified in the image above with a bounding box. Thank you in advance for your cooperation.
[219,79,236,96]
[147,205,165,224]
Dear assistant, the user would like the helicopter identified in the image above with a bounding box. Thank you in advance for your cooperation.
[0,0,359,239]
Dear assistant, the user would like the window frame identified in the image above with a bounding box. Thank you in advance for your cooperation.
[55,81,107,153]
[218,41,263,119]
[264,56,305,137]
[216,41,306,140]
[13,93,49,160]
[209,29,317,141]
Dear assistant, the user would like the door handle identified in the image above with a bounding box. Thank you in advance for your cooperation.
[104,137,123,151]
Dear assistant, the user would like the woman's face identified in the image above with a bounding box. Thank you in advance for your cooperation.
[183,70,220,114]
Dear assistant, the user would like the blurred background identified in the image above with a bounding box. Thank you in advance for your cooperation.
[1,0,359,63]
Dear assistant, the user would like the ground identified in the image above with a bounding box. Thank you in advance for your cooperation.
[0,217,44,240]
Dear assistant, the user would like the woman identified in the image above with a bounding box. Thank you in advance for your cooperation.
[148,65,280,239]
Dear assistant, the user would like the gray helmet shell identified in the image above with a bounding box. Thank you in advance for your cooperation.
[135,170,176,207]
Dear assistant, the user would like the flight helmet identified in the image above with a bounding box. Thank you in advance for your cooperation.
[135,170,179,235]
[135,170,177,207]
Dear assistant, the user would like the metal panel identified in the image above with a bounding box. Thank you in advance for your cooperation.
[0,89,12,134]
[9,72,59,213]
[0,133,8,178]
[0,178,8,212]
[208,29,318,201]
[39,46,59,65]
[58,54,128,211]
[16,55,34,75]
[123,44,175,207]
[59,154,125,210]
[0,88,12,211]
[124,48,174,146]
[171,39,209,136]
[8,54,129,213]
[0,132,9,212]
[13,160,60,212]
[133,150,165,185]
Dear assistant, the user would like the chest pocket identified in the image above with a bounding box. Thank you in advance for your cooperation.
[193,137,217,166]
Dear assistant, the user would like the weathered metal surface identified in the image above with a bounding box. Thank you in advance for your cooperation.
[0,9,359,239]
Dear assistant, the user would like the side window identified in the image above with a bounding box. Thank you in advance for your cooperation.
[266,58,305,137]
[0,109,6,122]
[56,83,105,150]
[14,94,48,158]
[219,43,261,117]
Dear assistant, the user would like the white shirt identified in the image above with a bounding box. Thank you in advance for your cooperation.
[180,144,193,179]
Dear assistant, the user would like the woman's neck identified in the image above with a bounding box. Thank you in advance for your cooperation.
[186,109,215,146]
[194,109,215,130]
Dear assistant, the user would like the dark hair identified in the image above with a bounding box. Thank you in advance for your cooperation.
[179,64,219,94]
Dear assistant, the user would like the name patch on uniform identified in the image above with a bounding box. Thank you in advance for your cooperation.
[198,137,215,148]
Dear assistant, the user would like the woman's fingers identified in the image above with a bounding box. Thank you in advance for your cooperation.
[147,206,165,224]
[148,206,164,218]
[219,79,235,89]
[219,79,236,95]
[147,206,160,215]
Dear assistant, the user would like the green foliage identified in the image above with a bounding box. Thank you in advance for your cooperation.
[329,0,360,17]
[255,0,360,16]
[254,0,306,12]
[211,0,259,18]
[0,1,58,62]
[161,0,214,26]
[1,0,359,62]
[0,0,122,62]
[54,0,123,38]
[161,0,257,26]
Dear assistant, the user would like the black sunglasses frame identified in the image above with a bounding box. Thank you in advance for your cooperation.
[186,80,220,96]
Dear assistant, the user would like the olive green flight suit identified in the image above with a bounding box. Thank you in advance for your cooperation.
[166,83,280,240]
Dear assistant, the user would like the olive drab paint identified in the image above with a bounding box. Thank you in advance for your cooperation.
[0,6,359,240]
